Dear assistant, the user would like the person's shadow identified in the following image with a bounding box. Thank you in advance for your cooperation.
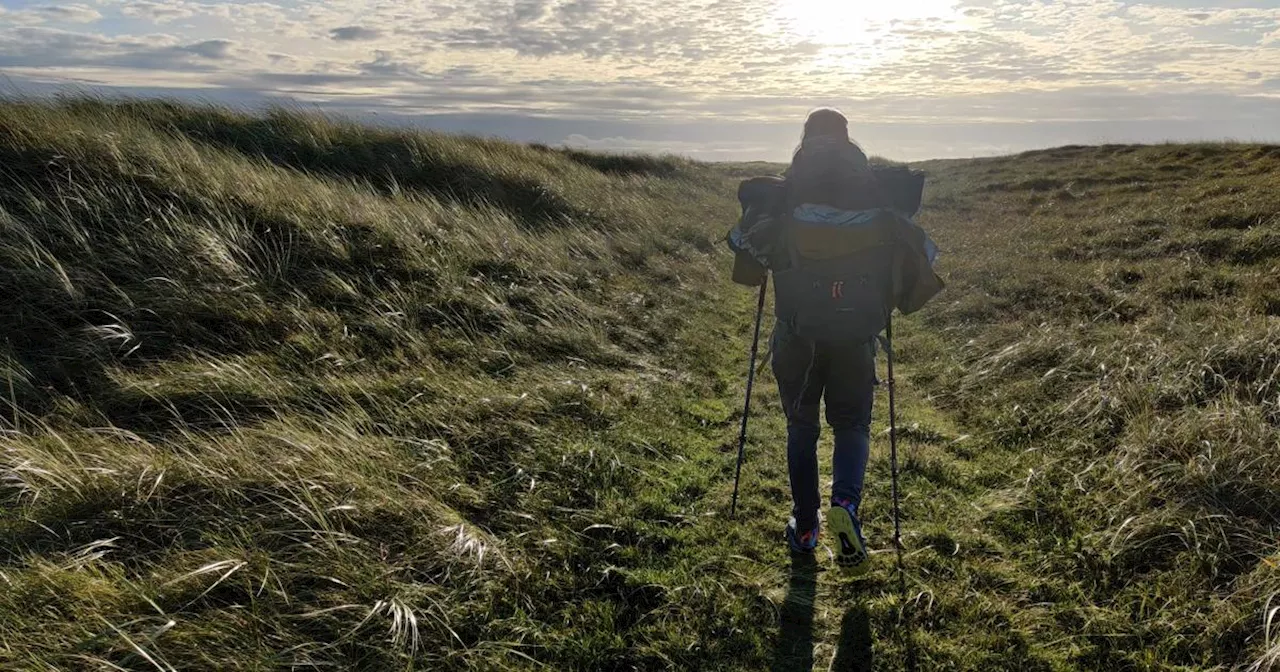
[831,603,874,671]
[771,554,819,672]
[771,553,875,672]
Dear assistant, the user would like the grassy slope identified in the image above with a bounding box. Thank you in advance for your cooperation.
[1,99,1277,671]
[903,145,1280,671]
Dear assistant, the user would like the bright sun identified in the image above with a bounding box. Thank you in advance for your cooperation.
[773,0,962,47]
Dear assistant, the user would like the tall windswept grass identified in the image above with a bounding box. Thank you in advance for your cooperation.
[908,143,1280,670]
[0,97,752,670]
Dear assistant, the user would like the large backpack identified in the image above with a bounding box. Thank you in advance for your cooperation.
[772,140,918,343]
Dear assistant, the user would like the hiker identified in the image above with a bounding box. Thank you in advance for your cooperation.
[727,108,941,572]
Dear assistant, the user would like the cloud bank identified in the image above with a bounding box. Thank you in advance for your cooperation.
[1,0,1277,159]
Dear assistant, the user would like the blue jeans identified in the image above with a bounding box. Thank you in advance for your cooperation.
[771,323,875,531]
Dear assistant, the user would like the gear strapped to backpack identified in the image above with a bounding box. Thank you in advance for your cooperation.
[726,144,940,338]
[771,138,910,343]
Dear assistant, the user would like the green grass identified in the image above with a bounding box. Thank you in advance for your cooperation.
[1,98,1278,670]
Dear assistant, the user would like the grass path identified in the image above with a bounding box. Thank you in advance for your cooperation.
[686,280,987,671]
[706,274,1076,671]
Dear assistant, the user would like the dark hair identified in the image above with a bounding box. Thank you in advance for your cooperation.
[803,108,849,141]
[792,107,864,162]
[787,107,883,210]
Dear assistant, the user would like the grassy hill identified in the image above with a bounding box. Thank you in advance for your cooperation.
[1,98,1277,671]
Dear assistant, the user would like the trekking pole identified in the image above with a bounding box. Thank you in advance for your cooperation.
[730,277,768,518]
[885,314,918,671]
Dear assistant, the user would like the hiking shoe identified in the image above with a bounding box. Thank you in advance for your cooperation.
[828,498,870,574]
[785,517,820,555]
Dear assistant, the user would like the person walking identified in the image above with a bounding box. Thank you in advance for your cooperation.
[728,108,942,573]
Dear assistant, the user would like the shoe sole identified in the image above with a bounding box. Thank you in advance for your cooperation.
[828,506,870,575]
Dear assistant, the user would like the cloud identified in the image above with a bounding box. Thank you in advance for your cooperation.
[0,28,242,72]
[0,3,102,25]
[329,26,382,41]
[357,51,423,78]
[390,0,781,62]
[1,0,1279,158]
[181,39,234,60]
[120,1,197,23]
[32,4,102,23]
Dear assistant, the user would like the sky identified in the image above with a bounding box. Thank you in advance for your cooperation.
[1,0,1278,161]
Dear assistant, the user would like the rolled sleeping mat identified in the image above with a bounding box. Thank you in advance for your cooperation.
[871,166,926,217]
[736,175,786,215]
